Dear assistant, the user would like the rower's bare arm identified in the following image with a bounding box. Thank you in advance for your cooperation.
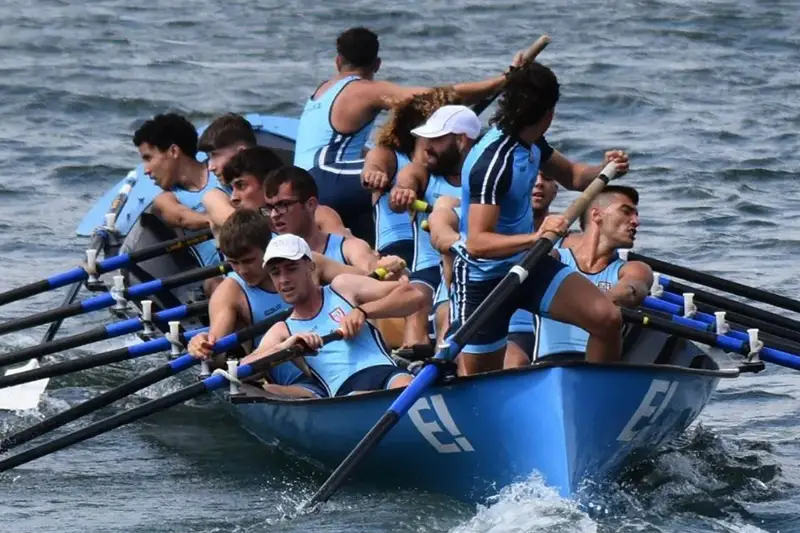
[153,191,211,230]
[315,206,351,237]
[608,261,653,308]
[343,237,380,272]
[542,150,630,191]
[242,322,291,365]
[466,204,537,258]
[429,201,461,255]
[392,162,430,210]
[332,274,425,319]
[312,252,367,281]
[361,146,396,192]
[202,188,235,228]
[451,75,506,105]
[188,279,241,360]
[366,80,431,111]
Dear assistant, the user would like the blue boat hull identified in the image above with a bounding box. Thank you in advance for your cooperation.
[229,361,734,503]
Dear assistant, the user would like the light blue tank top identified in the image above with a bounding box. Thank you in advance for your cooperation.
[413,174,460,272]
[537,249,625,357]
[374,151,414,252]
[453,127,553,281]
[322,233,348,264]
[170,172,222,267]
[228,272,301,386]
[294,75,376,171]
[285,285,395,396]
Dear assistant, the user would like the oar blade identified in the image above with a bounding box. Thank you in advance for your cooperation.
[0,360,49,411]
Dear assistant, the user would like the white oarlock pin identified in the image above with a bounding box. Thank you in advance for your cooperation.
[226,360,240,395]
[140,300,155,337]
[650,272,664,297]
[167,321,182,356]
[104,213,117,231]
[199,359,211,379]
[111,275,127,310]
[85,249,98,283]
[714,311,730,335]
[682,293,697,319]
[747,329,763,362]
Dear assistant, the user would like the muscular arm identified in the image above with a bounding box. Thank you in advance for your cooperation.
[207,279,245,339]
[332,274,425,319]
[361,146,397,191]
[607,261,653,308]
[466,204,539,258]
[394,161,429,197]
[202,188,235,229]
[451,75,506,105]
[312,252,368,281]
[241,322,291,365]
[153,191,211,230]
[342,237,380,272]
[428,198,461,255]
[315,206,351,237]
[540,150,606,192]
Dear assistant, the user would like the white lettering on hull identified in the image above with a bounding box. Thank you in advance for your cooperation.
[409,394,474,453]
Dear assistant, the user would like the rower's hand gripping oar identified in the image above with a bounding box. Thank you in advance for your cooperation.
[0,328,343,471]
[0,262,229,337]
[472,34,551,116]
[0,230,214,308]
[0,307,294,453]
[305,162,622,507]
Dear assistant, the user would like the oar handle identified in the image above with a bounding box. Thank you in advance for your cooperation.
[472,34,551,116]
[409,200,433,214]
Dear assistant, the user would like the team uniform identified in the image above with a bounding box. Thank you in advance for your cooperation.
[410,174,460,292]
[537,249,625,357]
[169,172,223,267]
[294,75,375,243]
[448,126,574,354]
[285,285,410,397]
[227,273,327,396]
[270,231,349,266]
[373,150,415,267]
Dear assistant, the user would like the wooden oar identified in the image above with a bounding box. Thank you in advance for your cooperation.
[0,307,293,453]
[304,162,621,507]
[0,329,342,471]
[0,263,229,337]
[626,251,800,315]
[471,34,551,116]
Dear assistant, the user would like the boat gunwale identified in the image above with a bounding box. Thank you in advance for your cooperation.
[227,357,739,406]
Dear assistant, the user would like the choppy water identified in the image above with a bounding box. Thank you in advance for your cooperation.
[0,0,798,532]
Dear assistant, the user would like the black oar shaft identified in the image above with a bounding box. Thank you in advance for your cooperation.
[0,383,205,473]
[631,252,800,315]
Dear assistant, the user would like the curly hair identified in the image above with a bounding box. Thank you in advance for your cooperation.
[375,86,462,155]
[491,61,560,136]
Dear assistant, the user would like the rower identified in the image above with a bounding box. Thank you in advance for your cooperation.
[427,195,462,347]
[212,144,349,236]
[360,87,463,268]
[293,26,511,245]
[262,166,405,274]
[132,113,221,268]
[533,185,652,361]
[243,234,425,397]
[389,105,480,347]
[418,61,630,375]
[186,209,360,397]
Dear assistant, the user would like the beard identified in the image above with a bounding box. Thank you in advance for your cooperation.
[427,143,462,176]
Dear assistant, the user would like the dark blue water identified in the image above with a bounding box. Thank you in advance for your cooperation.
[0,0,798,531]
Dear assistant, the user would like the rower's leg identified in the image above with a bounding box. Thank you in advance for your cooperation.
[404,268,440,347]
[434,301,450,347]
[544,271,623,363]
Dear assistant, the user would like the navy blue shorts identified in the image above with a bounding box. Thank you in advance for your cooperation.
[290,373,329,398]
[335,365,412,396]
[309,164,375,246]
[378,239,415,271]
[447,254,573,355]
[410,266,442,293]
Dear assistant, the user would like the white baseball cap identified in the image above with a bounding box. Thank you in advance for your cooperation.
[262,234,313,266]
[410,105,481,140]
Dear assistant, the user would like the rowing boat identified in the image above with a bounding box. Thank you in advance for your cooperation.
[72,114,743,502]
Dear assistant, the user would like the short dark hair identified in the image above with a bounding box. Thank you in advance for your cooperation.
[218,208,273,258]
[579,185,640,230]
[221,146,283,185]
[198,113,257,153]
[133,113,198,158]
[263,166,318,203]
[336,27,379,69]
[492,62,560,136]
